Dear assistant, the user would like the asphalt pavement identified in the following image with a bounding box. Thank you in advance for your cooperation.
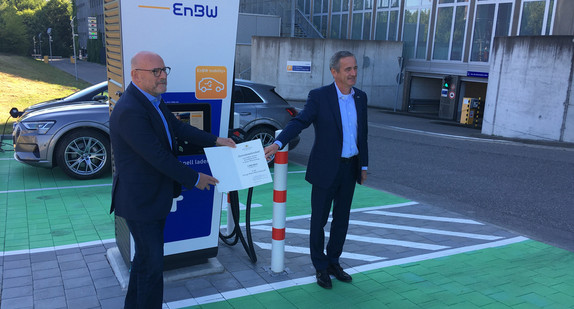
[1,60,573,308]
[48,58,108,85]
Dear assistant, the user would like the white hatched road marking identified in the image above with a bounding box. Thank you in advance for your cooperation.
[253,242,386,262]
[348,220,502,240]
[166,236,529,309]
[250,225,449,251]
[366,210,483,225]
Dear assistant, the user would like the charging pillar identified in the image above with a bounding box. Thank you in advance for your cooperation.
[105,0,240,270]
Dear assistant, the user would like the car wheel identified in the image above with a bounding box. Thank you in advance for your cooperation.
[55,129,111,180]
[245,126,277,164]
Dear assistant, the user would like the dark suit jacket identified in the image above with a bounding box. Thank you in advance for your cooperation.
[276,83,368,189]
[109,83,217,221]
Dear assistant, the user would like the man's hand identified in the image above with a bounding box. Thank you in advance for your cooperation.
[196,172,219,190]
[264,143,280,161]
[359,170,367,185]
[216,137,236,148]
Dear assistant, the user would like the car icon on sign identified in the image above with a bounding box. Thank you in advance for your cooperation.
[198,77,224,92]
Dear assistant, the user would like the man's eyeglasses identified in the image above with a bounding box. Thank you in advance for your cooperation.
[134,67,171,77]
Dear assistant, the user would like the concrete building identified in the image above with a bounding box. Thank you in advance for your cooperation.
[75,0,105,57]
[78,0,574,142]
[240,0,574,142]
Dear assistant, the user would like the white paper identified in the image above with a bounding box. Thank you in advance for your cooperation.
[204,139,272,192]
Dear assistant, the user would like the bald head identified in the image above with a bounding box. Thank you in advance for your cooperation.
[131,51,161,70]
[130,51,168,97]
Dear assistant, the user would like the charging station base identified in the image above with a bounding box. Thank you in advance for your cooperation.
[107,246,225,289]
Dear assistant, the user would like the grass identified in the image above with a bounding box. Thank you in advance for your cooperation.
[0,53,91,136]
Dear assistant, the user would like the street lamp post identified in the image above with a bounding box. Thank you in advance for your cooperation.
[71,17,78,80]
[47,28,53,62]
[38,33,42,57]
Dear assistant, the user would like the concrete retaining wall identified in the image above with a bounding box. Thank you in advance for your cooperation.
[250,37,403,108]
[483,36,574,143]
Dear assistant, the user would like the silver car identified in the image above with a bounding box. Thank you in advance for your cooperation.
[11,80,300,180]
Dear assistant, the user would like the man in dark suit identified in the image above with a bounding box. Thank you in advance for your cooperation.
[264,51,368,289]
[109,51,235,308]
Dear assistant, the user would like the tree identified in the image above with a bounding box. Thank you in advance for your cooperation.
[0,4,28,54]
[36,0,72,57]
[7,0,44,11]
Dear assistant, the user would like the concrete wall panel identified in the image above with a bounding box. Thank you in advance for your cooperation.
[483,36,574,142]
[251,37,403,108]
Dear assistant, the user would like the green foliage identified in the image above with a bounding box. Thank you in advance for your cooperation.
[0,0,72,57]
[36,0,73,57]
[7,0,44,11]
[0,5,27,54]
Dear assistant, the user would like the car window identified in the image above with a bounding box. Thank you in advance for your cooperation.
[65,83,107,101]
[233,85,263,104]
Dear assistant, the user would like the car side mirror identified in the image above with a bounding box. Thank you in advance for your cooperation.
[92,95,108,102]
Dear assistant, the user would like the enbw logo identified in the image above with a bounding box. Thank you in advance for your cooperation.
[173,3,218,18]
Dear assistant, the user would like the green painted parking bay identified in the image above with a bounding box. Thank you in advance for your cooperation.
[189,240,574,309]
[0,143,407,253]
[2,140,574,308]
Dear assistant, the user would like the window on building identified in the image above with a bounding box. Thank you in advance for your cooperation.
[332,14,342,38]
[432,0,469,61]
[374,0,400,41]
[403,0,432,60]
[312,0,329,37]
[519,0,555,36]
[351,0,373,40]
[331,0,350,38]
[470,1,513,63]
[298,0,311,15]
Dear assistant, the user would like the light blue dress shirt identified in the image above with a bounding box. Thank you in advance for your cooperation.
[334,83,359,158]
[133,83,172,149]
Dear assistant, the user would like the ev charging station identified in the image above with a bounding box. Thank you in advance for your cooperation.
[105,0,240,270]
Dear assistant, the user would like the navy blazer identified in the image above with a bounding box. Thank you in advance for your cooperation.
[109,83,217,221]
[276,83,368,189]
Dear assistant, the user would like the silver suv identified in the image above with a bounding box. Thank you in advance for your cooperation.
[10,80,300,180]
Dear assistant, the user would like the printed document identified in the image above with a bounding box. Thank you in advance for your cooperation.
[204,139,272,192]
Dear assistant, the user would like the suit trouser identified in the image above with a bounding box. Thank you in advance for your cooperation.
[125,219,166,309]
[310,157,358,271]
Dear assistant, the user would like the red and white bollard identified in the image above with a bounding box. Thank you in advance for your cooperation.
[271,130,288,273]
[226,193,235,236]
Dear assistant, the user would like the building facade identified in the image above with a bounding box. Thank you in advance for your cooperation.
[75,0,105,59]
[78,0,574,127]
[242,0,573,122]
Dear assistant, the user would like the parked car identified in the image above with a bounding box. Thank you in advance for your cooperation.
[231,79,299,151]
[9,81,108,118]
[10,80,300,180]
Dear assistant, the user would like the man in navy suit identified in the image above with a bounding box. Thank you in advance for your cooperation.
[265,51,368,289]
[109,51,235,308]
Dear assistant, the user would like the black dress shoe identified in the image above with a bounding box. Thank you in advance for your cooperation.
[316,269,332,289]
[327,264,352,282]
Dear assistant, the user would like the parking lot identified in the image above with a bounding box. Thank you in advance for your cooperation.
[2,137,574,308]
[1,59,573,308]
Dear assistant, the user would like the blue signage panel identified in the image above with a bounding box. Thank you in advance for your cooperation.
[287,60,311,73]
[467,71,489,78]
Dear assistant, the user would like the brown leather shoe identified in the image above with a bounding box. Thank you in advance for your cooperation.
[327,264,352,282]
[316,269,332,289]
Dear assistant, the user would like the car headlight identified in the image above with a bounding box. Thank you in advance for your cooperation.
[22,121,55,134]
